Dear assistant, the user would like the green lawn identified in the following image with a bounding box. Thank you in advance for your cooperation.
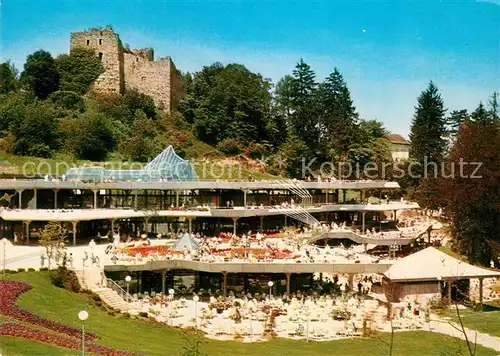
[437,306,500,338]
[0,272,498,356]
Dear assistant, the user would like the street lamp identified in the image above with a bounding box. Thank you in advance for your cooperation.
[125,275,131,302]
[78,310,88,356]
[1,238,7,280]
[268,281,274,298]
[193,295,199,329]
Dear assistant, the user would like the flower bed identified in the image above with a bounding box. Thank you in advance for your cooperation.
[121,245,181,257]
[0,322,134,356]
[0,281,96,340]
[0,280,137,355]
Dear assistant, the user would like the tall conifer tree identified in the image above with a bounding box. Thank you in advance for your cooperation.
[319,68,359,161]
[409,82,447,165]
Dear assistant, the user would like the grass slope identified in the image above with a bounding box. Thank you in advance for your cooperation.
[0,272,497,356]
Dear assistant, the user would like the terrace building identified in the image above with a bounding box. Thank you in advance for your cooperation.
[0,147,419,246]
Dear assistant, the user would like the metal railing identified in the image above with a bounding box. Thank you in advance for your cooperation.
[106,278,131,302]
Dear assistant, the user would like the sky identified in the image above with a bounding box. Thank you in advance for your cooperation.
[1,0,499,137]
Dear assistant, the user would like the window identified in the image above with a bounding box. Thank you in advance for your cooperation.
[98,52,103,61]
[99,39,102,45]
[86,39,90,45]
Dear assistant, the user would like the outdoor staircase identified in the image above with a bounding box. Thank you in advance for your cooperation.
[276,179,320,227]
[73,266,132,312]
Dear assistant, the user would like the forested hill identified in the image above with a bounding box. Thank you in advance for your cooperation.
[0,49,394,178]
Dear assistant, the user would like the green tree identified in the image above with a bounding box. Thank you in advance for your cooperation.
[39,222,67,269]
[488,91,499,121]
[118,110,158,162]
[11,102,60,158]
[70,110,116,161]
[438,101,500,265]
[409,81,447,166]
[21,50,59,99]
[273,137,309,178]
[0,61,18,94]
[289,59,319,156]
[268,75,293,149]
[318,68,359,161]
[122,88,157,120]
[351,120,392,178]
[180,62,271,147]
[55,47,103,94]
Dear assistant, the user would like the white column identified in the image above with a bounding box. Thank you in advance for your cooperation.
[243,190,247,207]
[25,221,30,244]
[134,191,138,210]
[362,212,366,234]
[72,221,78,246]
[53,189,58,209]
[93,190,98,209]
[176,191,180,206]
[33,189,37,209]
[17,190,23,209]
[479,278,484,309]
[232,217,238,235]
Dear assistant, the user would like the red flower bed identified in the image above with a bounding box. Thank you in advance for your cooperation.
[0,281,139,355]
[0,281,97,340]
[122,245,181,257]
[0,322,135,356]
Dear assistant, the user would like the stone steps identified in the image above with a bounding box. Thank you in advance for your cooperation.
[73,268,131,312]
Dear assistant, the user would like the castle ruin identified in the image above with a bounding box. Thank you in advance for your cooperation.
[70,25,184,112]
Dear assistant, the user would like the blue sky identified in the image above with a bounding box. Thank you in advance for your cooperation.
[2,0,499,137]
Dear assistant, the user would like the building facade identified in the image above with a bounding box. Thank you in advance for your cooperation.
[389,134,410,161]
[70,25,184,112]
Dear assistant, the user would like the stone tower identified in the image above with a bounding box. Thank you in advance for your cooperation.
[69,25,184,112]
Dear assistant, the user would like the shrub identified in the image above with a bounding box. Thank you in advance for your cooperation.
[39,267,49,271]
[27,268,35,272]
[122,313,131,319]
[139,312,149,318]
[49,267,81,293]
[216,138,242,155]
[92,294,102,302]
[107,311,116,316]
[17,268,25,273]
[245,141,267,159]
[48,90,84,111]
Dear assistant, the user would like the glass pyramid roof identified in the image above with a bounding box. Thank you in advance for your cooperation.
[66,146,198,182]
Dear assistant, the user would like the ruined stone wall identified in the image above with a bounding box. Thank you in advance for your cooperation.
[70,26,122,94]
[169,59,185,112]
[123,53,171,111]
[70,26,184,112]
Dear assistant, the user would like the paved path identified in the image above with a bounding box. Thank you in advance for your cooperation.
[428,315,500,352]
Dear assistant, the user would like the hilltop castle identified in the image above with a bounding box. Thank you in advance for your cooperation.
[70,25,184,112]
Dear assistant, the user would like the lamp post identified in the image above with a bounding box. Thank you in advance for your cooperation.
[193,295,199,329]
[78,310,88,356]
[1,238,7,280]
[268,281,274,299]
[125,275,131,302]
